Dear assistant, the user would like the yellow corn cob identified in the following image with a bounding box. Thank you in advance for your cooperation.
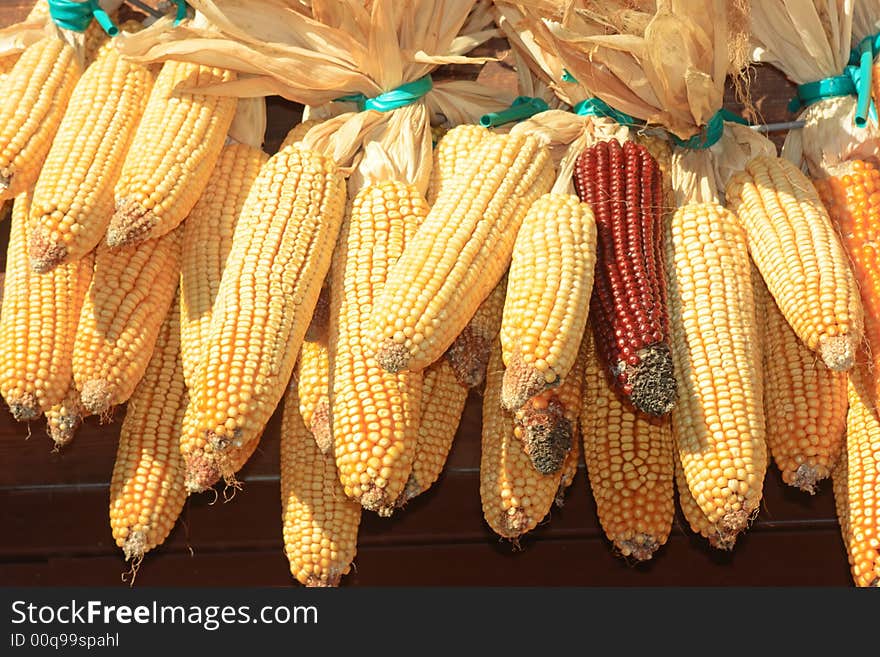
[756,274,847,492]
[179,142,268,387]
[45,384,82,450]
[279,119,321,150]
[107,61,237,247]
[297,338,332,455]
[726,156,863,371]
[0,54,18,85]
[181,145,346,486]
[425,123,490,205]
[72,226,183,417]
[481,338,564,541]
[814,160,880,409]
[369,132,555,374]
[28,36,154,273]
[514,330,588,477]
[832,369,880,587]
[0,36,81,199]
[445,274,507,389]
[331,181,429,515]
[109,294,186,567]
[500,192,596,411]
[0,193,92,420]
[281,375,361,588]
[674,449,737,551]
[398,358,469,505]
[581,329,674,561]
[665,202,766,534]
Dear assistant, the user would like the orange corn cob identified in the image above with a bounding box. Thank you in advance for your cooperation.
[581,329,674,561]
[45,384,82,450]
[674,449,737,551]
[297,338,332,455]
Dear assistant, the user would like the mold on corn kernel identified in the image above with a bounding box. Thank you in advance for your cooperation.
[514,395,571,475]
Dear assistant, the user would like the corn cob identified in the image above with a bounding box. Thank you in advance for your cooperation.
[45,384,82,450]
[282,375,361,588]
[832,369,880,587]
[513,330,588,476]
[555,431,581,507]
[665,202,766,534]
[0,36,81,200]
[426,123,490,205]
[726,156,863,372]
[279,119,321,150]
[181,145,346,486]
[581,328,674,561]
[305,282,331,343]
[674,449,737,551]
[28,31,153,272]
[500,192,596,411]
[0,193,92,420]
[481,338,564,541]
[331,181,428,515]
[814,160,880,407]
[72,226,183,417]
[399,358,469,505]
[369,132,554,375]
[572,139,677,417]
[107,61,237,247]
[445,275,506,389]
[632,132,674,214]
[297,338,332,455]
[179,142,268,387]
[756,275,847,492]
[109,294,186,567]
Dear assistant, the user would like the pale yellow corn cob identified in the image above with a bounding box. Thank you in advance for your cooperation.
[832,369,880,587]
[501,192,596,410]
[581,329,674,561]
[28,32,154,272]
[426,123,491,205]
[756,274,847,492]
[445,274,507,389]
[181,145,346,486]
[45,384,82,450]
[481,338,564,540]
[0,36,81,199]
[72,226,183,417]
[179,142,268,387]
[331,181,429,515]
[282,376,361,588]
[0,193,92,420]
[370,132,555,374]
[726,156,863,371]
[280,119,321,150]
[108,61,237,247]
[665,202,767,534]
[109,295,186,566]
[398,358,469,505]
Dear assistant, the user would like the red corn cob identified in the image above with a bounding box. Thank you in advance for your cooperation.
[572,139,676,416]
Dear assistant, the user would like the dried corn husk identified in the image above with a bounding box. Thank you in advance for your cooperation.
[750,1,880,176]
[0,0,51,61]
[115,0,513,194]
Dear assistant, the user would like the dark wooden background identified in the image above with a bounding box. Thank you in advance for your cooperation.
[0,1,852,587]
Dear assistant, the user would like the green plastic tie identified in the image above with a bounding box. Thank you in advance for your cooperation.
[786,65,876,127]
[48,0,118,36]
[173,0,188,25]
[572,97,639,126]
[670,108,748,150]
[561,69,577,83]
[335,75,433,113]
[479,96,549,128]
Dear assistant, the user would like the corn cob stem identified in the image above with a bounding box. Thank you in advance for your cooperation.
[572,139,677,417]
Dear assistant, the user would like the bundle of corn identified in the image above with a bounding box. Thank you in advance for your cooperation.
[538,0,776,542]
[0,0,122,201]
[117,1,512,520]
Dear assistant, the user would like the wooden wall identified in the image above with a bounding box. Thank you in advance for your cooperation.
[0,1,853,587]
